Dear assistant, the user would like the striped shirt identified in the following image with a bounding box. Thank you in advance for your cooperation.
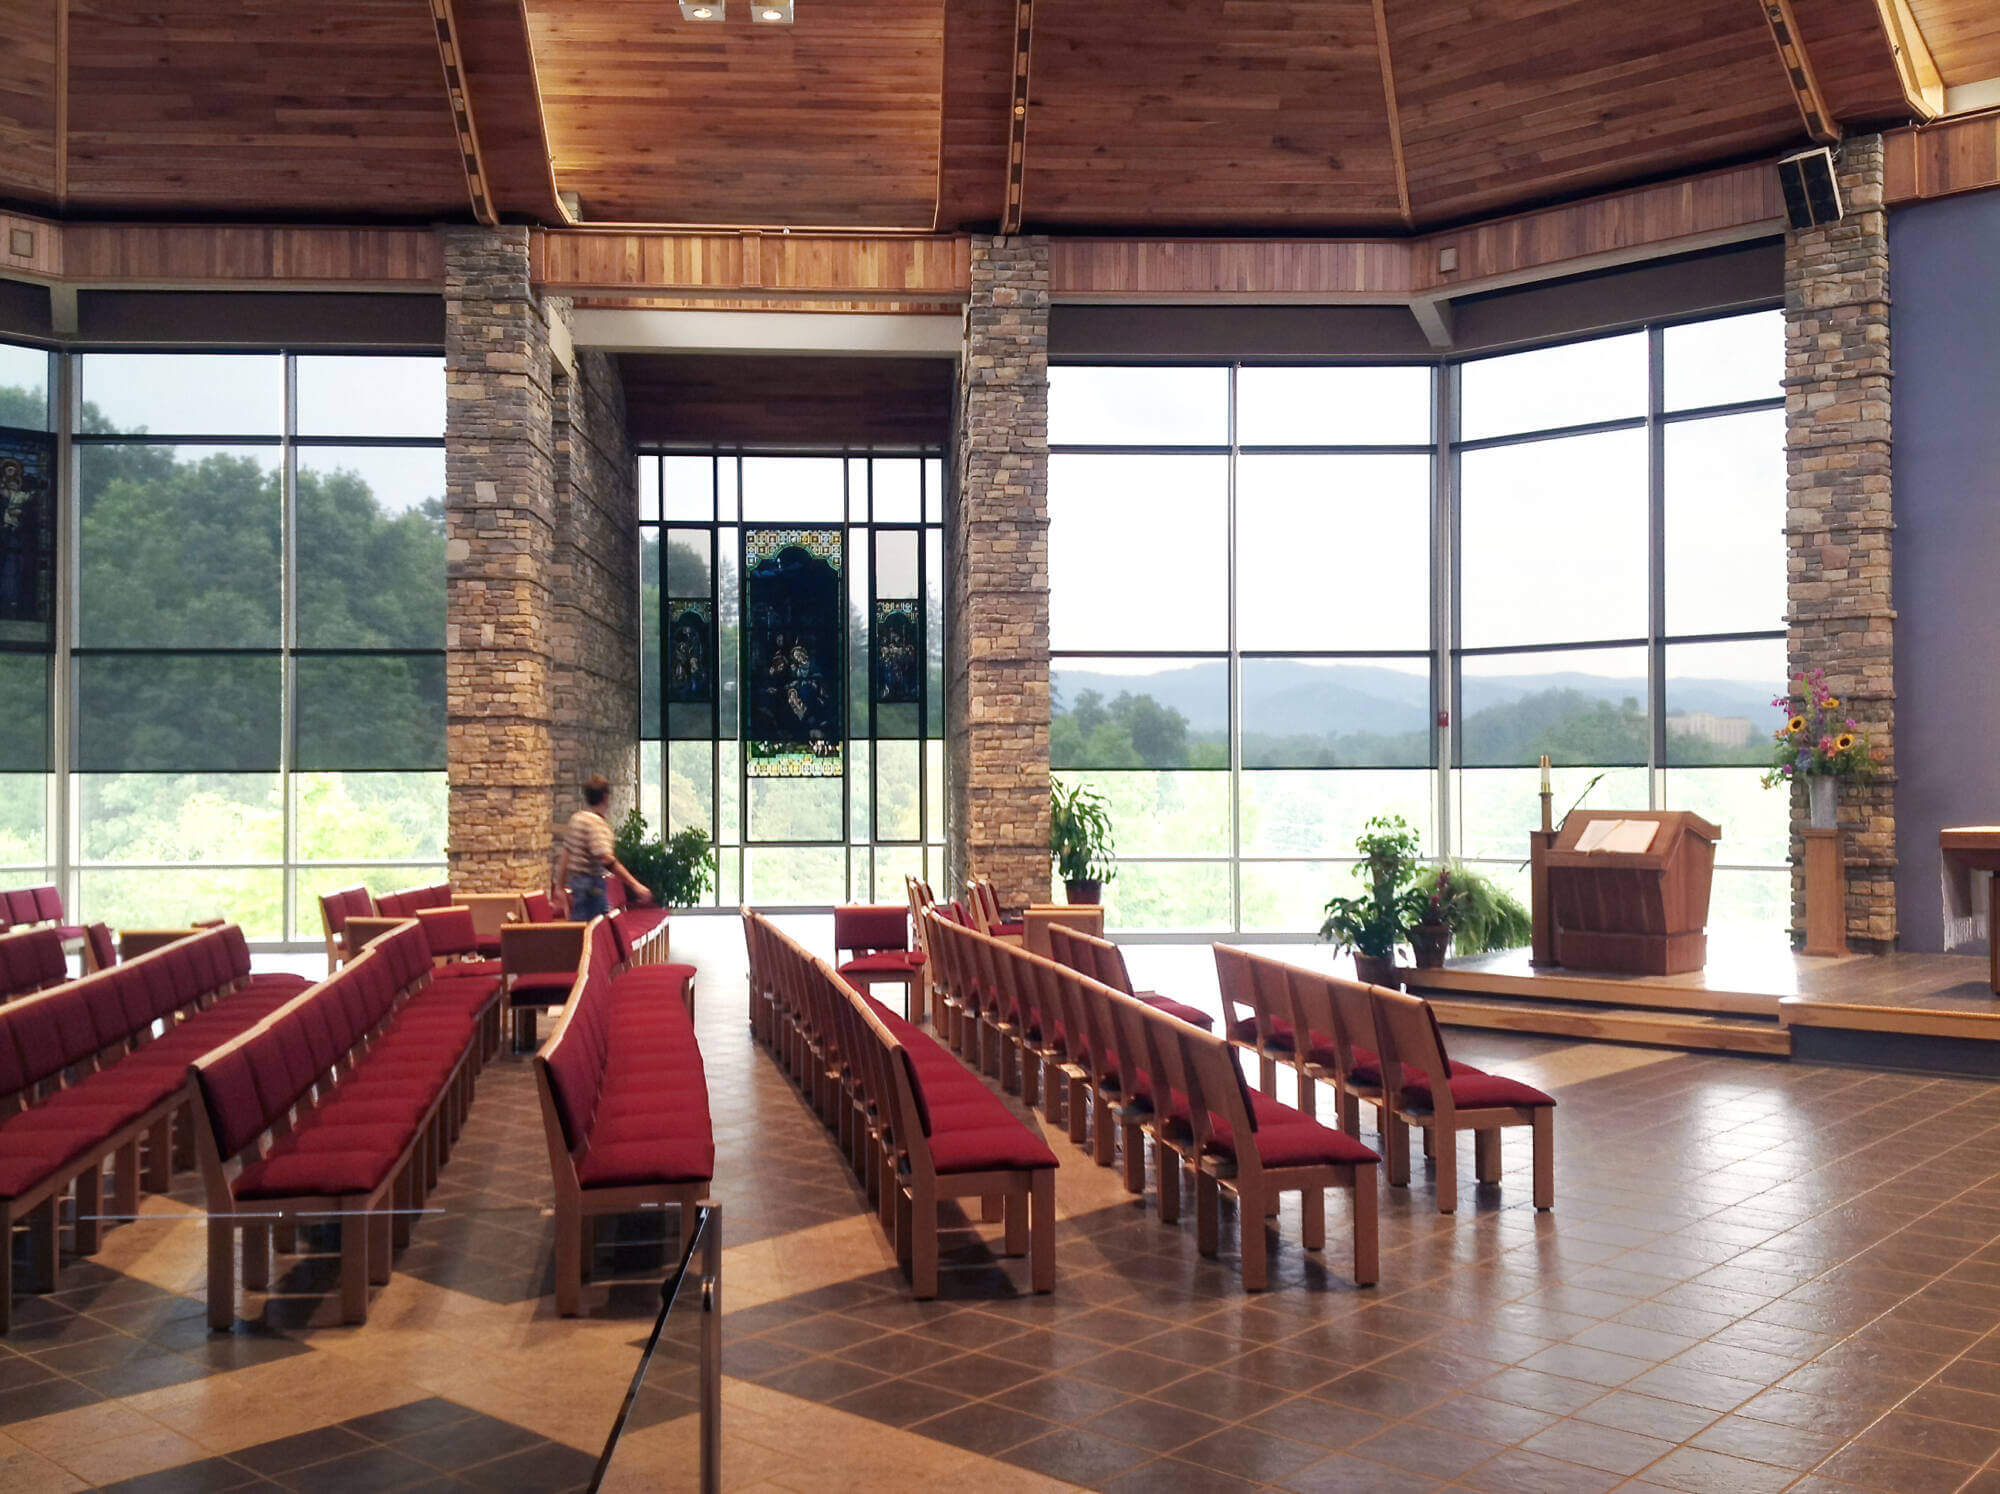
[562,810,614,879]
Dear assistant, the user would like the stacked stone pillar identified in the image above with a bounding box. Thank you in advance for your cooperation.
[443,228,562,893]
[1783,135,1896,949]
[947,236,1052,913]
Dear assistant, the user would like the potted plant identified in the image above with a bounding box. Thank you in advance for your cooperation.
[1049,779,1117,904]
[1319,814,1423,985]
[614,810,718,908]
[1761,668,1880,828]
[1408,862,1533,967]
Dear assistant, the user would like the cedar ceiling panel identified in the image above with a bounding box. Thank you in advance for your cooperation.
[525,0,942,228]
[620,354,952,447]
[0,0,59,207]
[1389,0,1804,227]
[63,1,468,218]
[1788,0,1914,121]
[453,0,564,222]
[1025,0,1404,230]
[937,0,1016,231]
[1900,0,2000,86]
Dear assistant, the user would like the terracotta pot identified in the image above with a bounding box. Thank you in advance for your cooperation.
[1352,952,1398,987]
[1410,925,1451,969]
[1064,879,1103,906]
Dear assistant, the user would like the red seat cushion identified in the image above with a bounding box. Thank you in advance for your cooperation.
[839,951,925,977]
[576,1137,714,1188]
[1402,1071,1555,1111]
[1229,1014,1293,1048]
[1138,994,1214,1031]
[1347,1047,1477,1087]
[992,921,1024,938]
[0,1142,72,1200]
[234,1148,397,1199]
[1222,1120,1380,1169]
[927,1124,1059,1174]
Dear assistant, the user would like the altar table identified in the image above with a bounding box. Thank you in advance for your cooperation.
[1941,826,2000,994]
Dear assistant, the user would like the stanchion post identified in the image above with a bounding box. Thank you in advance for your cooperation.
[700,1206,722,1494]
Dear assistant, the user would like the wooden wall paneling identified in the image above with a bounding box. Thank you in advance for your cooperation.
[618,353,953,446]
[1904,0,2000,84]
[1386,0,1804,226]
[56,225,443,286]
[63,1,468,218]
[1047,238,1415,300]
[448,0,567,222]
[0,0,60,207]
[1883,113,2000,200]
[1023,0,1405,230]
[533,230,969,300]
[523,0,943,228]
[936,0,1015,230]
[0,209,61,279]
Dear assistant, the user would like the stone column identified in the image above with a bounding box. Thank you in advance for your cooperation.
[947,235,1051,914]
[1784,135,1895,950]
[549,340,641,827]
[443,227,560,893]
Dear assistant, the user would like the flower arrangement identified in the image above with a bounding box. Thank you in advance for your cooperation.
[1761,669,1879,788]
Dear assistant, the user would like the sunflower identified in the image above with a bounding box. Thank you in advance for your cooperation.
[1787,715,1806,734]
[1824,698,1839,709]
[1835,733,1855,751]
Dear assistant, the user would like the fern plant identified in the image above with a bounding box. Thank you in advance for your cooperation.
[1409,861,1532,955]
[614,809,717,908]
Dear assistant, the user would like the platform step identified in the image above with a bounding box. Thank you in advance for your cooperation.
[1431,996,1792,1056]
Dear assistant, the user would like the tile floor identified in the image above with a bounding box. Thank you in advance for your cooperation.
[8,915,2000,1491]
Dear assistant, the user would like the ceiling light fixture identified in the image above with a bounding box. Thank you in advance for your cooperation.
[678,1,723,19]
[753,1,793,21]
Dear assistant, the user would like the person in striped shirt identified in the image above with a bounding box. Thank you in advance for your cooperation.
[555,775,653,921]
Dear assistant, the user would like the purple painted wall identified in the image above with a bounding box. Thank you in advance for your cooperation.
[1889,191,2000,953]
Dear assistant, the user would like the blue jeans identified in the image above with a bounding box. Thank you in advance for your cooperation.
[567,874,609,922]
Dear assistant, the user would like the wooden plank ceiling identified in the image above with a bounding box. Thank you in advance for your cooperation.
[0,0,1939,234]
[620,354,953,446]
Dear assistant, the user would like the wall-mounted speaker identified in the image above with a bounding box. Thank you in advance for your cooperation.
[1777,147,1843,231]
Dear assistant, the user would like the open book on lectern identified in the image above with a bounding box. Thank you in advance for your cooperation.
[1572,817,1661,854]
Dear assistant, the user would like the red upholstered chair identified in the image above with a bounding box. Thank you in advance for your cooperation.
[4,889,40,930]
[834,905,925,1021]
[29,886,83,943]
[524,890,557,923]
[501,920,586,1052]
[414,906,501,979]
[1371,985,1556,1214]
[79,923,113,975]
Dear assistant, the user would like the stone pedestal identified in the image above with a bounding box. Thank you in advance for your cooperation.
[947,235,1051,915]
[1784,135,1896,951]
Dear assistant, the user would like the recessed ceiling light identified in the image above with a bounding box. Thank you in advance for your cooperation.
[678,1,723,18]
[753,1,793,21]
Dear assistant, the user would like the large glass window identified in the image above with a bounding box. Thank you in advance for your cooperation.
[0,342,54,886]
[69,351,446,939]
[639,453,946,907]
[1049,308,1787,936]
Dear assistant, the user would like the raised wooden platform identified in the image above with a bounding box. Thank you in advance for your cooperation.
[1399,938,2000,1072]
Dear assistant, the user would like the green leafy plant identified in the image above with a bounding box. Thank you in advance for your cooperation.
[1409,862,1532,955]
[1049,778,1118,885]
[614,809,717,908]
[1319,814,1425,960]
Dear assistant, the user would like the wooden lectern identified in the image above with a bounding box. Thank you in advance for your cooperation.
[1540,810,1721,975]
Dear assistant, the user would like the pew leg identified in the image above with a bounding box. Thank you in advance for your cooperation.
[275,1221,298,1256]
[1093,1095,1116,1168]
[1030,1169,1055,1294]
[1434,1128,1458,1215]
[74,1164,101,1256]
[145,1120,172,1194]
[174,1103,197,1172]
[339,1211,370,1324]
[392,1168,414,1249]
[910,1185,938,1300]
[1338,1089,1360,1139]
[1258,1053,1277,1097]
[1003,1189,1027,1257]
[369,1205,392,1286]
[27,1198,59,1292]
[207,1218,236,1331]
[1475,1128,1501,1184]
[1297,1073,1317,1122]
[1041,1059,1063,1125]
[1121,1120,1145,1194]
[0,1206,11,1334]
[980,1194,1004,1224]
[1241,1187,1269,1293]
[1066,1077,1088,1146]
[1352,1165,1379,1287]
[580,1216,597,1281]
[894,1183,911,1269]
[240,1223,269,1292]
[555,1205,583,1317]
[1302,1187,1325,1252]
[1158,1143,1181,1225]
[1533,1109,1555,1211]
[116,1138,141,1220]
[1194,1171,1219,1257]
[1020,1051,1039,1115]
[1385,1116,1410,1188]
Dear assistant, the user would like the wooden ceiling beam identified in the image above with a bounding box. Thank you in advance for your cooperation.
[1762,0,1842,141]
[1000,0,1034,234]
[428,0,499,226]
[448,0,569,222]
[1872,0,1945,115]
[1372,0,1414,228]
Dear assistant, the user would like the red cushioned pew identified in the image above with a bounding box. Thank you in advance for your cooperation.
[189,920,501,1327]
[0,924,310,1331]
[533,918,706,1316]
[0,926,68,1006]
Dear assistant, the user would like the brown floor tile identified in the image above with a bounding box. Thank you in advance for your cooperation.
[1001,1426,1152,1485]
[1455,1446,1624,1493]
[905,1401,1054,1458]
[1351,1419,1506,1479]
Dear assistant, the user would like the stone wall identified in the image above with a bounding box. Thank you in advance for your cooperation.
[549,341,641,829]
[1783,135,1896,949]
[947,235,1052,914]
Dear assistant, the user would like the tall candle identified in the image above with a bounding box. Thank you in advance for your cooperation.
[1539,754,1551,795]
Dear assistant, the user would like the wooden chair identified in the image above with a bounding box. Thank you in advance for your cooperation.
[966,877,1023,942]
[833,904,925,1021]
[1050,925,1216,1031]
[1371,986,1556,1214]
[500,921,586,1052]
